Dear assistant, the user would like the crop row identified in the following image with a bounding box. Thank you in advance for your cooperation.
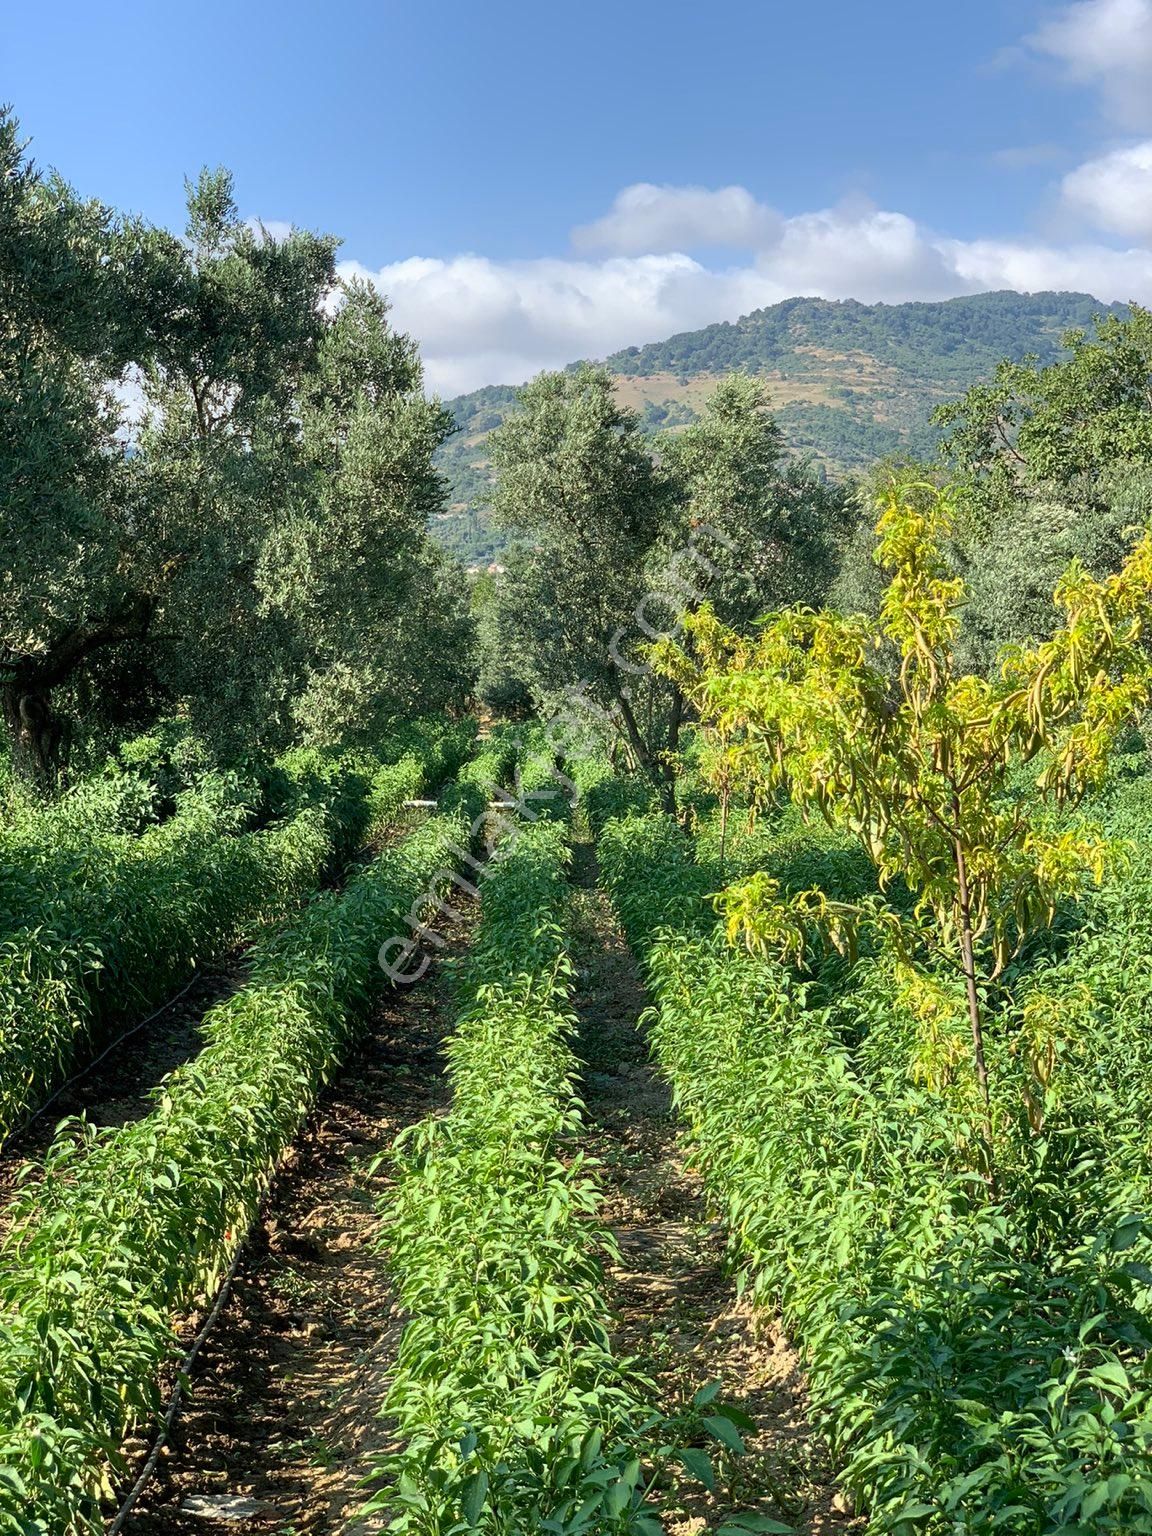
[598,804,1152,1536]
[0,724,472,1150]
[0,715,473,849]
[366,816,658,1532]
[0,738,509,1534]
[371,789,753,1534]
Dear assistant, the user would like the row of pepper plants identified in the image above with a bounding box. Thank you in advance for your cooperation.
[369,755,766,1536]
[596,788,1152,1536]
[0,721,474,1150]
[0,731,510,1534]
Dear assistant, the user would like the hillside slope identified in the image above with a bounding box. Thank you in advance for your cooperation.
[433,290,1123,566]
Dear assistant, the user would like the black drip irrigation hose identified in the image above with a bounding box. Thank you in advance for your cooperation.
[105,1232,249,1535]
[3,977,201,1149]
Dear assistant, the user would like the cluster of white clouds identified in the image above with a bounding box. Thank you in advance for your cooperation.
[571,182,782,255]
[1062,142,1152,242]
[1038,0,1152,245]
[328,0,1152,395]
[1029,0,1152,129]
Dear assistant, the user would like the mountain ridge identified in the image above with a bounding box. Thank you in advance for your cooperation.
[433,289,1126,567]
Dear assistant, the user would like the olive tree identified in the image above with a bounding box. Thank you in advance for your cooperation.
[486,367,849,806]
[0,115,471,778]
[487,365,680,803]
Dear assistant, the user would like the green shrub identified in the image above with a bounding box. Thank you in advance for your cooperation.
[599,805,1152,1535]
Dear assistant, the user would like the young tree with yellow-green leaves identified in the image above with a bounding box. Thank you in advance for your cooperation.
[654,476,1152,1183]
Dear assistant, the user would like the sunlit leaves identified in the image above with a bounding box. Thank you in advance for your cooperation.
[600,804,1152,1536]
[655,473,1152,1136]
[0,731,481,1530]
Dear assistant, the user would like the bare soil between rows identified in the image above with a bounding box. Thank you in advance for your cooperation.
[115,836,857,1536]
[570,867,861,1535]
[118,910,473,1536]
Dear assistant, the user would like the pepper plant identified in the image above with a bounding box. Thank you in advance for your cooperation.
[654,475,1152,1179]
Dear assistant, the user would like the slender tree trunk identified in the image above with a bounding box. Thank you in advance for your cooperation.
[667,682,684,761]
[615,687,676,815]
[954,838,997,1194]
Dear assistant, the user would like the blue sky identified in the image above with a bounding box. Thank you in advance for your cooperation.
[6,0,1152,392]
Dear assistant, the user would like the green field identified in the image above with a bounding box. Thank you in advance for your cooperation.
[8,96,1152,1534]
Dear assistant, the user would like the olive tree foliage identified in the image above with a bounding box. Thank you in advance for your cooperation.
[935,306,1152,513]
[0,111,470,780]
[257,279,471,747]
[289,542,475,747]
[483,367,849,802]
[935,305,1152,667]
[958,468,1152,673]
[0,109,168,777]
[128,168,341,759]
[471,572,534,719]
[657,373,850,631]
[486,365,680,800]
[654,374,852,761]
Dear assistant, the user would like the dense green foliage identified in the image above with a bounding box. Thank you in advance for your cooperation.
[0,742,506,1532]
[0,722,471,1147]
[369,818,655,1530]
[659,479,1152,1177]
[608,293,1118,387]
[479,368,850,806]
[10,94,1152,1536]
[0,112,473,783]
[369,797,753,1533]
[658,375,851,632]
[937,307,1152,505]
[483,365,680,800]
[928,308,1152,667]
[434,292,1122,566]
[598,785,1152,1534]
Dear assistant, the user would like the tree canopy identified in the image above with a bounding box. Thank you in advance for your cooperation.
[0,113,472,780]
[481,367,851,805]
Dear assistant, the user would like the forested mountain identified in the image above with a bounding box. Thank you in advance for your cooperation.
[433,289,1123,565]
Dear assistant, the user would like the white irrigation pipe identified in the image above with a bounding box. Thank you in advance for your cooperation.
[403,799,519,810]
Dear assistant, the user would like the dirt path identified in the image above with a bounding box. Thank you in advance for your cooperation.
[570,868,860,1535]
[114,830,854,1536]
[118,910,472,1536]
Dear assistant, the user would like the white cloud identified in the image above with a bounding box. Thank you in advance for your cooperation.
[572,182,782,254]
[764,208,965,303]
[944,234,1152,295]
[338,250,763,395]
[1029,0,1152,128]
[300,5,1152,399]
[245,216,295,244]
[1062,139,1152,239]
[338,192,1152,396]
